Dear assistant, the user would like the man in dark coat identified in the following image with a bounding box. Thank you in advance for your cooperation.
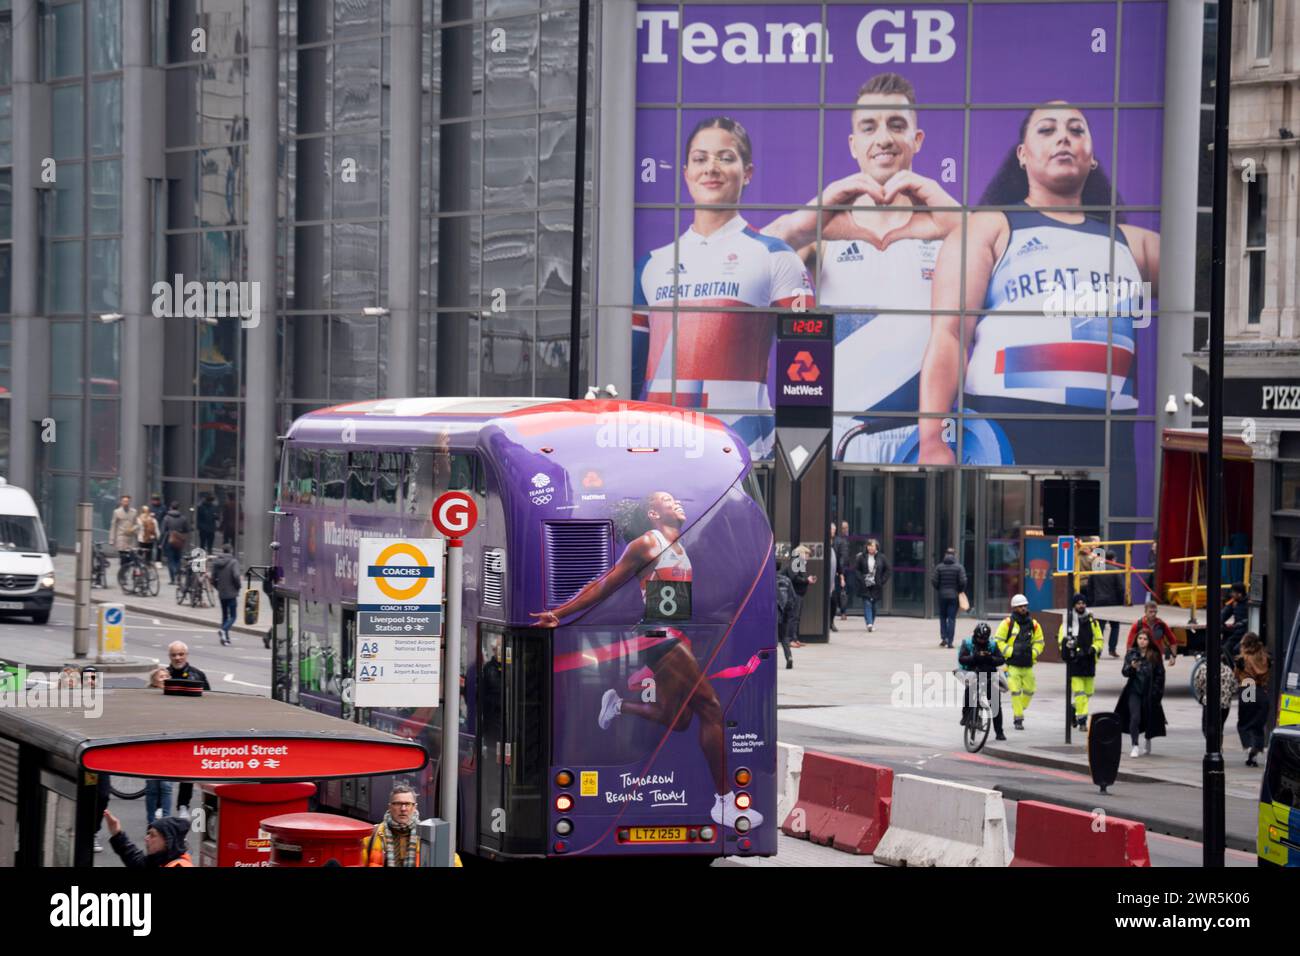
[166,641,209,818]
[195,493,218,553]
[930,548,967,648]
[832,522,852,623]
[1221,583,1249,661]
[104,812,193,867]
[1088,550,1124,655]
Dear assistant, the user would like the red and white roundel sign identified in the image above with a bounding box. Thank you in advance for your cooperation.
[432,491,478,538]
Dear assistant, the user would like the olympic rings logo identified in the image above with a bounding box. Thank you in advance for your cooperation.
[530,494,552,506]
[370,542,434,601]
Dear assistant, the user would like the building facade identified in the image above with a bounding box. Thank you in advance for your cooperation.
[0,0,1214,618]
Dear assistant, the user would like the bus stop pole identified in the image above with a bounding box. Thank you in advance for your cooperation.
[439,538,464,867]
[73,501,93,658]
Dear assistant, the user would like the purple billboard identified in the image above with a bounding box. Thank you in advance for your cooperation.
[632,1,1164,518]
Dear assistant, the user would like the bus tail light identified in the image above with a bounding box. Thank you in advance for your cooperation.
[555,770,574,788]
[738,838,752,851]
[554,841,568,853]
[734,768,752,787]
[734,816,752,834]
[555,819,573,836]
[699,826,716,842]
[735,792,751,810]
[555,794,574,812]
[617,828,630,843]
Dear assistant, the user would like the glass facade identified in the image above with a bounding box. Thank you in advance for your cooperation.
[0,1,9,477]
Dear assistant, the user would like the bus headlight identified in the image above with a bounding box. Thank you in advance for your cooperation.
[40,573,55,589]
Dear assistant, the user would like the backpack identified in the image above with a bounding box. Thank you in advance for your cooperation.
[775,573,794,618]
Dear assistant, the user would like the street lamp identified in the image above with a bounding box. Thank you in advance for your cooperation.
[97,313,123,324]
[362,306,389,317]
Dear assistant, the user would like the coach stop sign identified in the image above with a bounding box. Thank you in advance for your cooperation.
[432,491,478,539]
[354,537,445,708]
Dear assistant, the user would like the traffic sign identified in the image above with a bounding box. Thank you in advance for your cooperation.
[432,491,478,539]
[1057,535,1076,574]
[97,603,125,659]
[355,537,444,708]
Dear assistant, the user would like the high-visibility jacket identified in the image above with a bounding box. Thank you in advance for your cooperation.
[996,615,1044,668]
[1057,614,1104,677]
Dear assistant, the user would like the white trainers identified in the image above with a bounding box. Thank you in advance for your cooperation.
[597,689,621,730]
[176,805,191,821]
[1130,746,1141,758]
[709,791,765,830]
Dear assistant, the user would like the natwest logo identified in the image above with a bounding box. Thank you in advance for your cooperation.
[786,350,821,383]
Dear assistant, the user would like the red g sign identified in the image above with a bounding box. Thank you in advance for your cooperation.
[432,491,478,539]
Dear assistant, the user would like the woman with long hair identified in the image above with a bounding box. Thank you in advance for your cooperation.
[531,491,762,829]
[917,103,1159,465]
[1234,632,1272,766]
[633,117,812,449]
[1116,630,1167,758]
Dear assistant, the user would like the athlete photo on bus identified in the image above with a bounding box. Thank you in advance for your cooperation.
[532,491,762,830]
[916,102,1160,465]
[633,116,813,455]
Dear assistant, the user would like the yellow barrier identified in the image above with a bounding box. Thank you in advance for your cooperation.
[1048,538,1155,605]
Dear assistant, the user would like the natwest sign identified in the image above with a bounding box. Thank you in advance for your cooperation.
[81,737,427,779]
[775,339,833,408]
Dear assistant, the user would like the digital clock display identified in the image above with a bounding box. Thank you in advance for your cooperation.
[779,316,831,339]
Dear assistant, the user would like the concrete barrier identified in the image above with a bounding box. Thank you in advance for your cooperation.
[780,751,893,855]
[872,774,1011,867]
[1011,800,1151,867]
[776,742,804,830]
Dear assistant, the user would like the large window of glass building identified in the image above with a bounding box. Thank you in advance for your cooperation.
[37,0,123,543]
[0,0,11,477]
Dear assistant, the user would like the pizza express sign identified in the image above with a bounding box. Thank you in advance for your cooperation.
[1225,379,1300,418]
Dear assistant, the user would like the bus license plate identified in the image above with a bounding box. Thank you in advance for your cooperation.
[0,602,23,610]
[627,827,687,843]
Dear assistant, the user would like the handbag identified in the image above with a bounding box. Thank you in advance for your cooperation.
[167,529,186,550]
[958,592,970,612]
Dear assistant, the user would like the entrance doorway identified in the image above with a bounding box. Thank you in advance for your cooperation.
[836,470,955,618]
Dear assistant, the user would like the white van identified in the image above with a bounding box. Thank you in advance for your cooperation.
[0,478,57,624]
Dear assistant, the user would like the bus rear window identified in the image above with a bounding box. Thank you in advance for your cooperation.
[284,446,317,506]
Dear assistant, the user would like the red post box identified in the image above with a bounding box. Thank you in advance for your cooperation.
[198,782,316,868]
[260,812,375,867]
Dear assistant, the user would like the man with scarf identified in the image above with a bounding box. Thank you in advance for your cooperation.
[365,783,422,867]
[103,811,193,867]
[995,594,1044,731]
[1057,591,1104,730]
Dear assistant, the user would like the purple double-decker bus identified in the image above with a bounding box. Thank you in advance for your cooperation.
[270,397,777,860]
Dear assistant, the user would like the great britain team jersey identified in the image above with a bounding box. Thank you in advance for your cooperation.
[818,237,939,413]
[633,216,813,410]
[965,208,1144,411]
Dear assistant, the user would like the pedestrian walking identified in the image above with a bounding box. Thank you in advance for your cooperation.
[196,492,219,553]
[1194,652,1237,737]
[827,522,840,633]
[836,521,854,621]
[775,557,795,670]
[147,494,166,562]
[1116,630,1167,758]
[1057,591,1103,729]
[1234,632,1272,767]
[110,495,138,571]
[221,492,238,549]
[166,642,210,817]
[995,594,1044,731]
[160,501,190,584]
[1086,549,1123,654]
[786,546,815,649]
[103,811,193,867]
[930,547,967,647]
[855,539,888,633]
[1221,583,1249,661]
[144,668,176,824]
[135,506,159,566]
[209,544,242,646]
[365,784,422,867]
[1123,599,1178,663]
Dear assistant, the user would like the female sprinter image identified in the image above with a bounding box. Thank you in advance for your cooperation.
[532,491,762,830]
[916,102,1160,465]
[632,116,813,455]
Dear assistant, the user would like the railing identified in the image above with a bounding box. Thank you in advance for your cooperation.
[1163,554,1253,624]
[1049,538,1155,606]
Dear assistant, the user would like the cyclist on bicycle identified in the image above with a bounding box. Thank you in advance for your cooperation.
[958,622,1006,740]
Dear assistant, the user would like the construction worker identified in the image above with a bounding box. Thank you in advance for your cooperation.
[996,594,1044,730]
[1057,591,1104,730]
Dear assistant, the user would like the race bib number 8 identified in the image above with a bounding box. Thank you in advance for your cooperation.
[645,580,692,623]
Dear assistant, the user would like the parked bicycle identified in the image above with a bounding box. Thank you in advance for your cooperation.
[175,548,214,608]
[91,542,110,589]
[117,547,160,597]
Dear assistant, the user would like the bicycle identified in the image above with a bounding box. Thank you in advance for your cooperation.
[117,548,160,597]
[961,671,994,753]
[91,543,110,589]
[175,549,214,608]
